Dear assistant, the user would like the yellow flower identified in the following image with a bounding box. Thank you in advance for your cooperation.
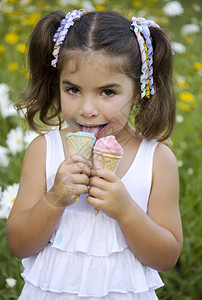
[0,44,5,54]
[179,92,195,102]
[133,1,143,8]
[6,11,15,17]
[157,17,170,27]
[20,67,29,78]
[185,36,192,44]
[5,32,19,45]
[21,13,40,26]
[178,102,191,112]
[17,43,26,53]
[194,62,202,70]
[177,79,188,88]
[95,5,106,11]
[8,62,19,71]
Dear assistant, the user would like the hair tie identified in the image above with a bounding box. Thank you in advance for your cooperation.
[51,9,86,67]
[130,17,159,99]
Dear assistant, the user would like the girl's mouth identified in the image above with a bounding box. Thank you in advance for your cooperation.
[75,121,109,137]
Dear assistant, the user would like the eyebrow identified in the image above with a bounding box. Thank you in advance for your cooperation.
[62,80,80,88]
[62,80,121,90]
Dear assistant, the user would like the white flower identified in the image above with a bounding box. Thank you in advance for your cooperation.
[59,0,80,5]
[187,168,194,175]
[6,278,17,288]
[82,0,95,11]
[25,4,37,13]
[176,115,184,123]
[19,0,31,5]
[0,146,9,167]
[0,1,14,13]
[198,70,202,77]
[0,83,17,118]
[0,183,19,219]
[172,42,186,53]
[177,160,183,167]
[181,24,200,35]
[163,1,184,16]
[93,0,105,3]
[24,130,38,147]
[176,75,186,81]
[6,127,24,155]
[192,4,200,12]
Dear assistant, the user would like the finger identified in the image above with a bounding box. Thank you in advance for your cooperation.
[88,185,106,200]
[72,174,90,186]
[91,168,117,182]
[54,173,89,191]
[64,182,89,198]
[89,176,110,190]
[65,154,92,168]
[60,162,91,176]
[75,183,89,195]
[86,195,103,210]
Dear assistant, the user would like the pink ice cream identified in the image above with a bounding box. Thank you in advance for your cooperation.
[94,135,123,155]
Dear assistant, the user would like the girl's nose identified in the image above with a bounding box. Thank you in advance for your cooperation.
[80,98,98,118]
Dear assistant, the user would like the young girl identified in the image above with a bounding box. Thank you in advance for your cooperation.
[7,9,183,299]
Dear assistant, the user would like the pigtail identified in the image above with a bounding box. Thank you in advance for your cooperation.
[16,11,65,132]
[134,27,175,142]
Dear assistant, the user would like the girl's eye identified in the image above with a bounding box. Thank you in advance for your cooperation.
[102,89,115,97]
[67,87,80,95]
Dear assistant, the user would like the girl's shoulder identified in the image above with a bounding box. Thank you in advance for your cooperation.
[22,134,47,174]
[153,142,178,175]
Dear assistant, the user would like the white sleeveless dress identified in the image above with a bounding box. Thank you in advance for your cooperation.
[19,130,164,299]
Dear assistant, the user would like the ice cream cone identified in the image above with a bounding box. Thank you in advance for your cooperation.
[93,136,123,216]
[93,150,122,171]
[66,132,96,159]
[66,132,96,201]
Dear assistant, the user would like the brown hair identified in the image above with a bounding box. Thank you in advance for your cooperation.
[16,10,175,141]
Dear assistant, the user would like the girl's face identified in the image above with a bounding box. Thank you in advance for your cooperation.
[60,53,138,139]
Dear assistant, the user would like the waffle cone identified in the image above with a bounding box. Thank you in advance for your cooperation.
[93,150,122,216]
[93,150,122,171]
[66,134,95,159]
[66,132,96,202]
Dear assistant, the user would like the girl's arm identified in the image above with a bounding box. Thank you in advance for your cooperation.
[6,135,91,259]
[88,143,183,272]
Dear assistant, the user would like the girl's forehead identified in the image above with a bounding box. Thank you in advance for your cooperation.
[61,51,128,75]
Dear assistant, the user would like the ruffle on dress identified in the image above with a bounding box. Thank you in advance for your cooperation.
[19,281,159,300]
[22,245,163,297]
[50,209,127,256]
[21,209,163,298]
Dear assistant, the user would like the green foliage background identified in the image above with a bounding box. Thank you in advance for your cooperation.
[0,0,201,299]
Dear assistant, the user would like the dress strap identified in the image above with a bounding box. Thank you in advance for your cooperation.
[121,139,158,212]
[45,130,65,191]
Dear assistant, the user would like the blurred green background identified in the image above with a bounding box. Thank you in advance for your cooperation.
[0,0,201,299]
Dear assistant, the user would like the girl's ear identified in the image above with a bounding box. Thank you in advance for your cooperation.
[133,94,140,105]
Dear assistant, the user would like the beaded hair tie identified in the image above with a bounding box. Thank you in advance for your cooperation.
[130,17,160,99]
[51,9,86,67]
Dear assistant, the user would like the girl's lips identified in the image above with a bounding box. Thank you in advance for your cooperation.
[75,121,109,137]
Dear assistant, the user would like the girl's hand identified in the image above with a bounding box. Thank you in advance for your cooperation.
[48,154,92,207]
[87,169,133,219]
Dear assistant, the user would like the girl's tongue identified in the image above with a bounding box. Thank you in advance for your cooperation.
[79,123,108,137]
[82,125,101,136]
